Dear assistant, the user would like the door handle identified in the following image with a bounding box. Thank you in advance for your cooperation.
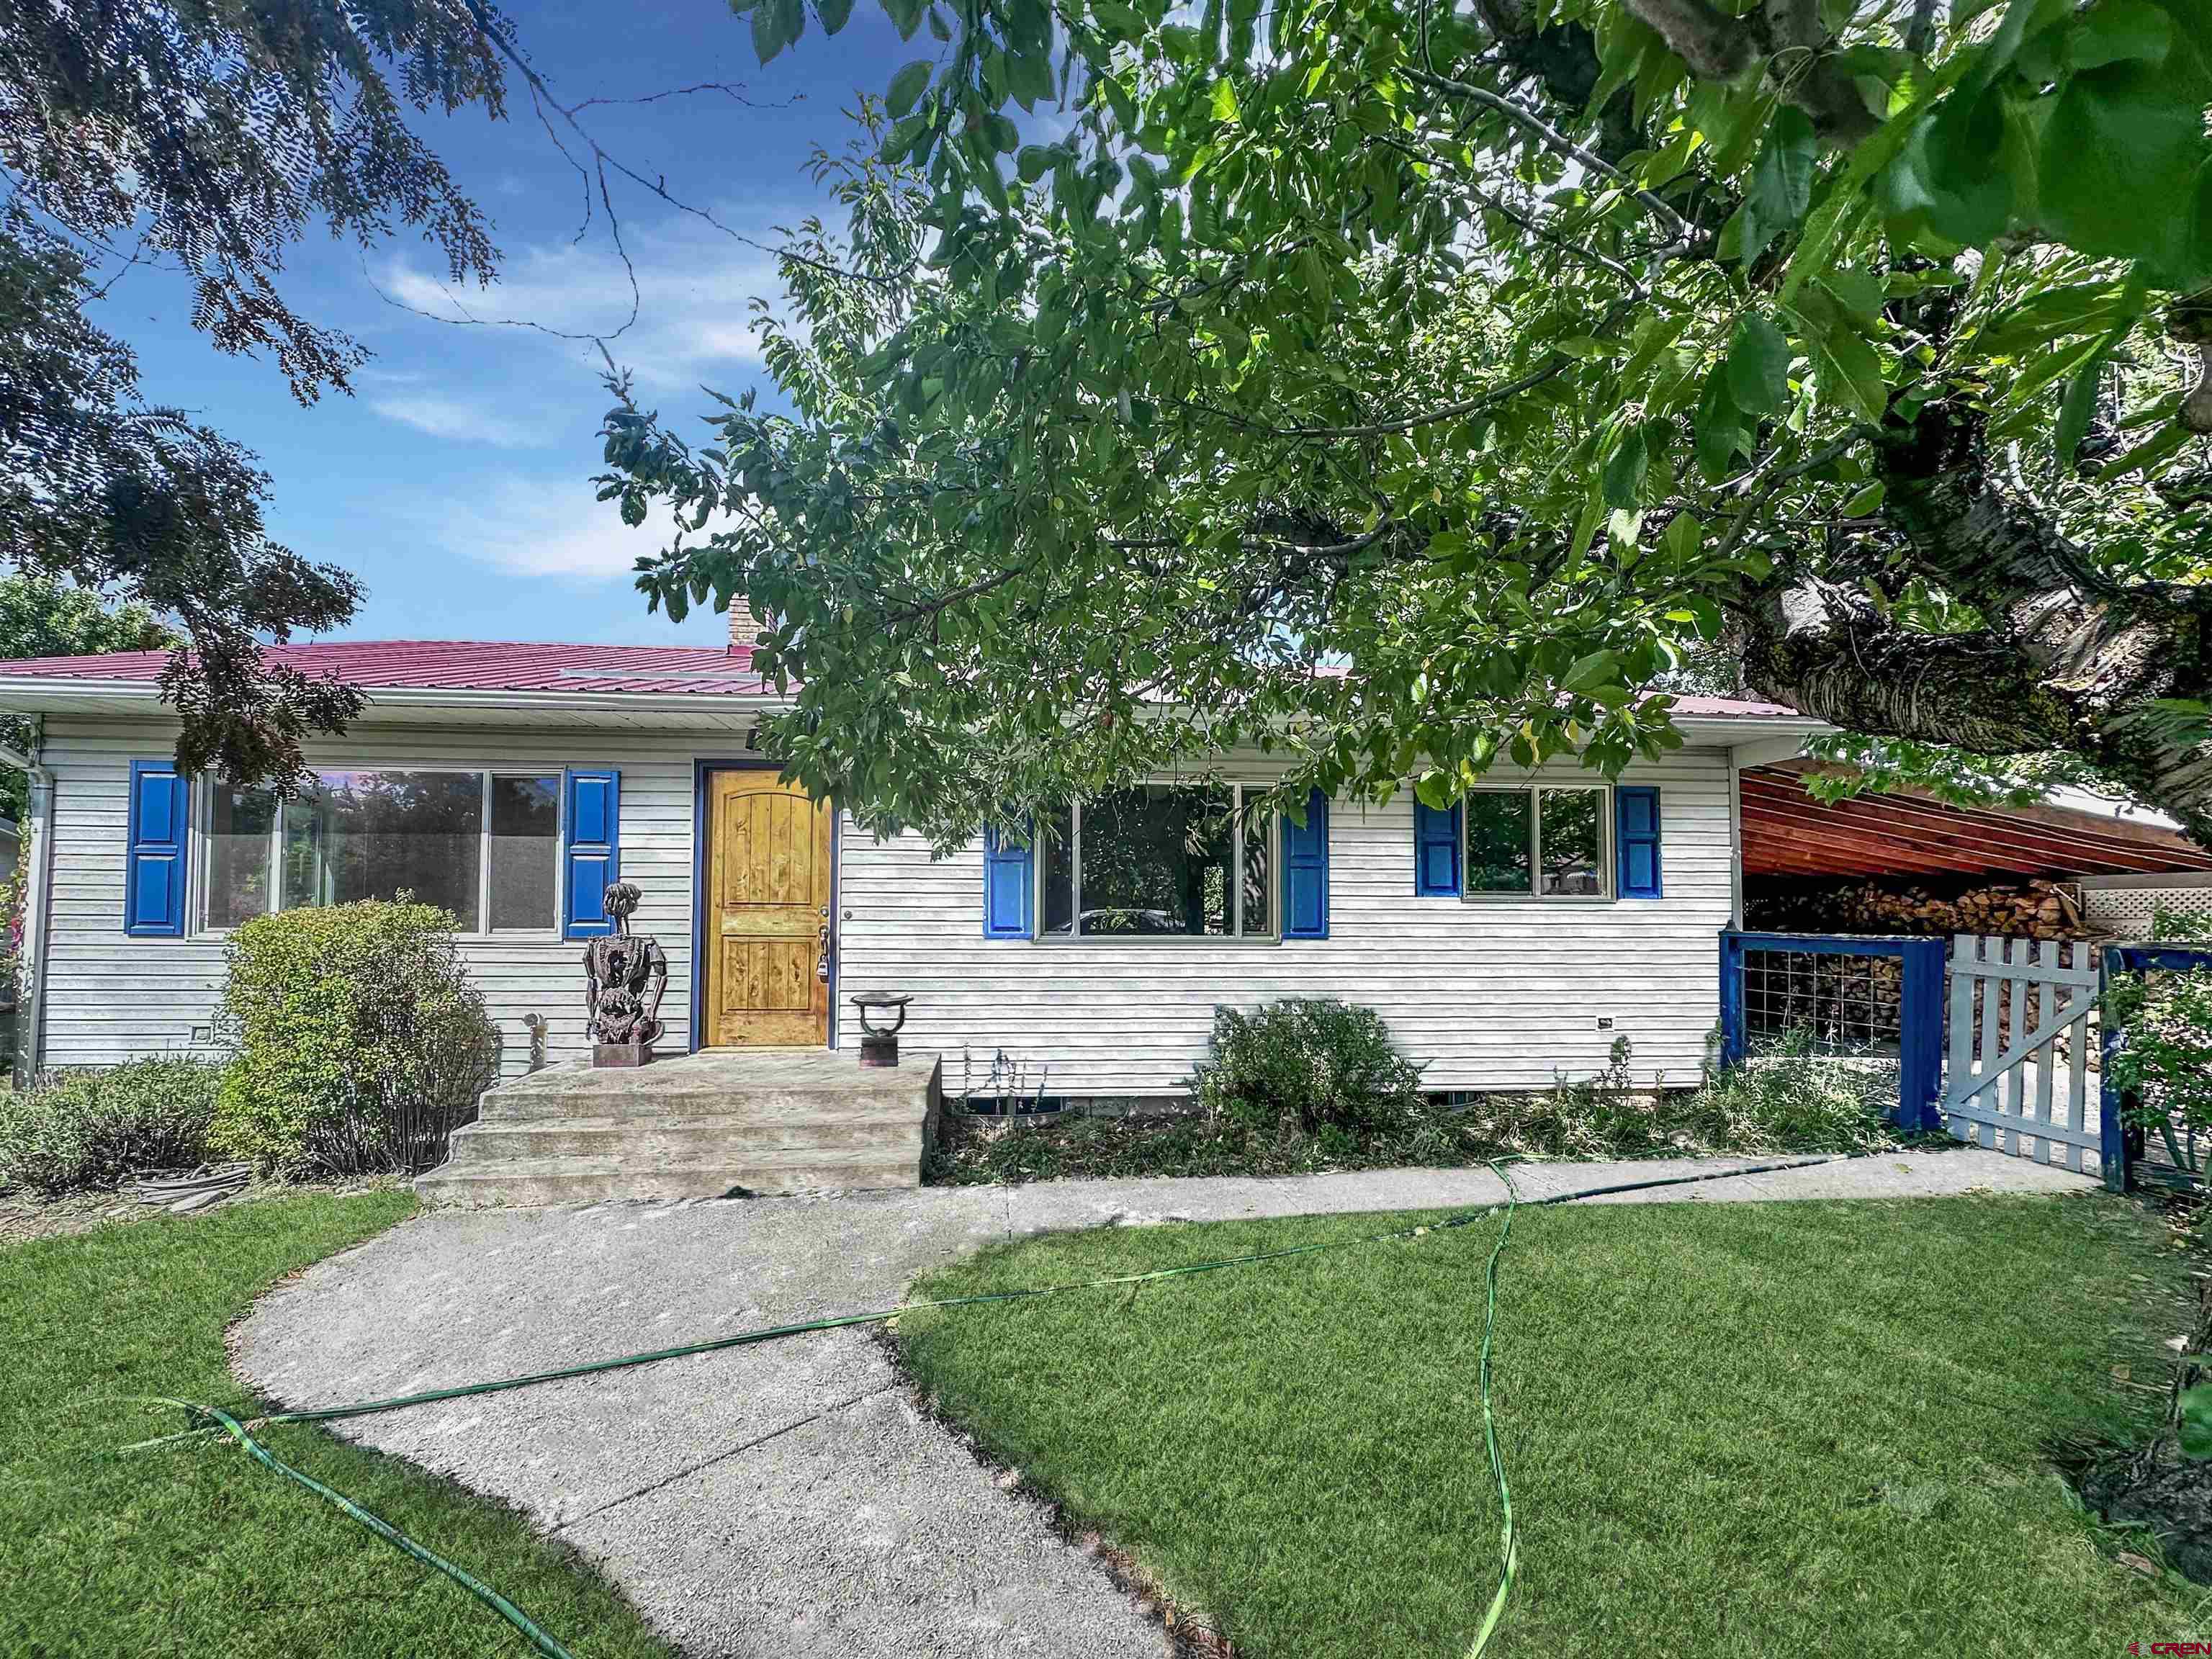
[816,917,832,984]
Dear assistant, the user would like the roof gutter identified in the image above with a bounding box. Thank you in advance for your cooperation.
[0,678,794,719]
[0,723,53,1088]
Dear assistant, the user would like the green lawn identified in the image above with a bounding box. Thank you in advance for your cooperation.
[0,1191,669,1659]
[897,1192,2212,1658]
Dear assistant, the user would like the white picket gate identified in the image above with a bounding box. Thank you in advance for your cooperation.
[1943,935,2103,1174]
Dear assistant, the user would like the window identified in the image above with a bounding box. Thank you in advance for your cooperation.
[1038,783,1277,939]
[205,780,279,929]
[203,769,563,933]
[1462,785,1611,901]
[489,775,561,930]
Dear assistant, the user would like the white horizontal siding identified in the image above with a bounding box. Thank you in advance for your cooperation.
[32,717,1743,1099]
[837,755,1738,1096]
[35,719,734,1078]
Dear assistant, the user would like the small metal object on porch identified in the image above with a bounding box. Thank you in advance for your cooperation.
[850,992,912,1067]
[585,882,669,1068]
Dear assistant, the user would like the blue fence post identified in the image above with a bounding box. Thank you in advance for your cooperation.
[2098,945,2128,1193]
[1717,930,1746,1071]
[1897,938,1948,1134]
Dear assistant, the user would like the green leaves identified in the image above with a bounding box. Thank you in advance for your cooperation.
[1727,313,1794,417]
[1601,424,1648,511]
[1789,290,1889,423]
[886,58,934,117]
[2067,0,2172,71]
[2038,40,2212,282]
[626,0,2212,847]
[2182,1383,2212,1461]
[750,0,804,62]
[1727,107,1817,261]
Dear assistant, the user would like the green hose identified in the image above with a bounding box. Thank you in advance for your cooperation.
[1467,1161,1520,1659]
[133,1153,1839,1655]
[161,1398,577,1659]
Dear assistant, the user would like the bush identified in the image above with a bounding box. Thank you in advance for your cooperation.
[0,1058,220,1195]
[1190,999,1425,1134]
[212,899,499,1177]
[927,1022,1903,1189]
[2107,963,2212,1176]
[1482,1034,1902,1160]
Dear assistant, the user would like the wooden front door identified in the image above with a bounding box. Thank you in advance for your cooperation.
[703,770,832,1047]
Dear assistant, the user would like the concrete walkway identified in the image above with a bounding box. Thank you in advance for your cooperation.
[233,1151,2095,1658]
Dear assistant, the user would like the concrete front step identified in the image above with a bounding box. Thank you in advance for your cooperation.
[446,1115,924,1165]
[476,1053,937,1125]
[415,1155,924,1207]
[415,1050,940,1206]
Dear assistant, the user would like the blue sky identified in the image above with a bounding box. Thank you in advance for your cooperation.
[95,3,926,649]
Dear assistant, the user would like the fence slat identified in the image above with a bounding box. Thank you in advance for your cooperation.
[1948,953,2108,986]
[2066,942,2089,1174]
[1947,933,1977,1142]
[2031,1025,2056,1165]
[2002,965,2026,1155]
[1943,1101,2100,1149]
[1977,940,2003,1149]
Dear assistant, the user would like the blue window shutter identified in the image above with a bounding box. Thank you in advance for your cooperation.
[1413,799,1461,896]
[981,821,1033,938]
[125,759,189,937]
[1617,786,1663,899]
[1282,789,1330,938]
[562,768,621,938]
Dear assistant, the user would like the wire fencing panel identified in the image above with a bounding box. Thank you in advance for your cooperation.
[1719,932,1946,1130]
[1739,945,1905,1056]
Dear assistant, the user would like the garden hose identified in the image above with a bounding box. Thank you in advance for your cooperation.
[130,1152,1840,1656]
[1468,1161,1519,1659]
[163,1398,575,1659]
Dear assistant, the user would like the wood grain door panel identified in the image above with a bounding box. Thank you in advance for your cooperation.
[705,771,832,1046]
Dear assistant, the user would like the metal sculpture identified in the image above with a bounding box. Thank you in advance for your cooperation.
[584,882,668,1066]
[850,992,912,1068]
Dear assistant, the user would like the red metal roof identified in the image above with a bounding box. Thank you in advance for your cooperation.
[0,646,1813,722]
[0,639,773,698]
[1667,694,1805,719]
[1743,762,2212,881]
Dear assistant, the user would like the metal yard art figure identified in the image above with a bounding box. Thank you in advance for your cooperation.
[584,881,668,1066]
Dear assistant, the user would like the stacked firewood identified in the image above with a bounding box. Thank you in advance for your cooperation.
[1747,877,2093,940]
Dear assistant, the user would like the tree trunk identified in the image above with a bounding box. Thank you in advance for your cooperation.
[1739,404,2212,845]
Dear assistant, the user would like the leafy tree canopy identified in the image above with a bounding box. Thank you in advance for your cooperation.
[0,1,509,785]
[0,575,172,819]
[602,0,2212,848]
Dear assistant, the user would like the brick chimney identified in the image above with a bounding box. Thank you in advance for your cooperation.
[727,595,764,656]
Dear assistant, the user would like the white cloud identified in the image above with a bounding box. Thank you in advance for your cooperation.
[421,474,698,583]
[377,209,795,394]
[369,392,554,449]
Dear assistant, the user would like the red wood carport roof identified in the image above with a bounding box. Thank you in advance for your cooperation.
[1742,762,2212,881]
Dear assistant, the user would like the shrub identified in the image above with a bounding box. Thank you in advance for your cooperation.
[0,1058,220,1195]
[1190,999,1425,1134]
[2150,904,2212,945]
[212,899,499,1177]
[1414,1034,1903,1163]
[2106,963,2212,1176]
[1675,1036,1903,1156]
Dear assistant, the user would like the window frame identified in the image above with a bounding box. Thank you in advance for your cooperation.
[1459,782,1616,904]
[193,766,567,940]
[1036,780,1282,943]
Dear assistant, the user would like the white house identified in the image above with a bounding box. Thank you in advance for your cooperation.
[0,611,1823,1104]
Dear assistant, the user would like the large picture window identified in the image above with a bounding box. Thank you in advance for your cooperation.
[1463,785,1612,901]
[202,769,562,934]
[1038,783,1277,939]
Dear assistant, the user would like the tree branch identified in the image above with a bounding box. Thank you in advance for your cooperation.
[1399,67,1697,251]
